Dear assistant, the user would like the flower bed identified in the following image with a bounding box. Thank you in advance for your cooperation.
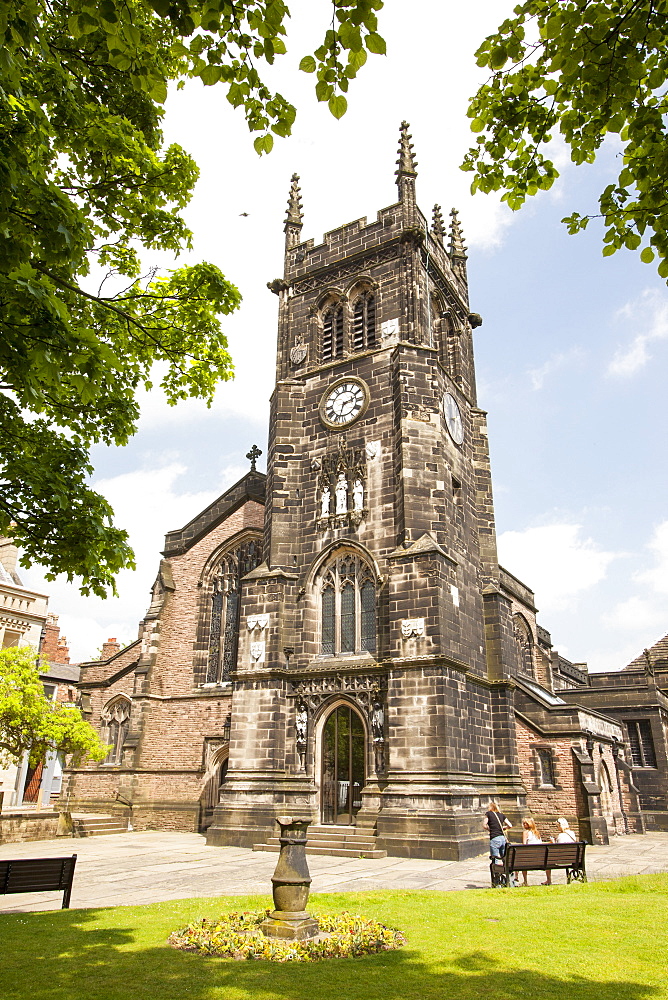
[168,909,406,962]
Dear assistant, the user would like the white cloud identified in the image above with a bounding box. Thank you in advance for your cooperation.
[602,520,668,637]
[497,523,618,613]
[602,595,664,633]
[528,347,586,390]
[607,288,668,378]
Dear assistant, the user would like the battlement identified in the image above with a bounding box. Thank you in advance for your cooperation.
[284,199,459,301]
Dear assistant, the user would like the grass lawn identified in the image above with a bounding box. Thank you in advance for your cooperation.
[1,875,666,1000]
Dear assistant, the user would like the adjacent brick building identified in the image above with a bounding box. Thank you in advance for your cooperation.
[64,125,647,855]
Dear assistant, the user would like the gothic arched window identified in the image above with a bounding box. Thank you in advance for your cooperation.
[322,303,344,362]
[352,291,376,351]
[320,553,376,656]
[101,697,131,764]
[206,538,262,683]
[512,613,534,678]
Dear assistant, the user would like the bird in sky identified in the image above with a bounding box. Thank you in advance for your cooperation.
[239,212,249,217]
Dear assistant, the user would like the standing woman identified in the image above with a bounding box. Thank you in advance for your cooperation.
[484,801,512,866]
[520,817,544,886]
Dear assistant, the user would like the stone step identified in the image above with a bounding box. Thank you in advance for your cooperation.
[71,814,129,837]
[262,835,380,850]
[252,843,387,858]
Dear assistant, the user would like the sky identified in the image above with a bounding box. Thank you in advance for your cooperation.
[22,0,668,670]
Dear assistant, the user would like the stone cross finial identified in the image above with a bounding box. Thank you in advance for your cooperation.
[432,204,445,242]
[246,444,262,472]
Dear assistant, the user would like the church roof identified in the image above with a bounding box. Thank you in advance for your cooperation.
[625,633,668,670]
[162,470,266,557]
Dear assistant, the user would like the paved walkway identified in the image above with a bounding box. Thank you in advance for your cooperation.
[0,830,667,912]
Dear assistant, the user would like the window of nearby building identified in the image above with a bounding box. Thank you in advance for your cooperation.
[206,538,262,683]
[625,719,657,768]
[352,291,376,351]
[2,629,21,648]
[42,683,56,702]
[537,747,556,786]
[101,697,131,764]
[320,553,376,656]
[322,303,344,362]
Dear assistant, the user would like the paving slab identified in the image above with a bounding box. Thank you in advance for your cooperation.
[0,830,667,912]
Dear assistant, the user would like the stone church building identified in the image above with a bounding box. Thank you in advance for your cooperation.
[63,125,651,858]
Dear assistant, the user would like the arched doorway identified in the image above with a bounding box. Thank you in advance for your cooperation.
[321,704,365,825]
[199,754,229,832]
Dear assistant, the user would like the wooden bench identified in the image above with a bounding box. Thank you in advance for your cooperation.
[0,855,77,908]
[489,842,586,887]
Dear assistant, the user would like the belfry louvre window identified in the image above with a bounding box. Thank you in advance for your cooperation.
[207,538,262,683]
[352,292,376,351]
[322,304,344,362]
[626,719,657,767]
[320,554,376,656]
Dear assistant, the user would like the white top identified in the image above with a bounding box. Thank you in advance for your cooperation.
[556,829,577,843]
[525,832,542,845]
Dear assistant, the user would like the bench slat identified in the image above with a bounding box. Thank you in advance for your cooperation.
[0,856,77,907]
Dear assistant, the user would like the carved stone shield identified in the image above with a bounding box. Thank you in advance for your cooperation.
[290,345,307,365]
[247,614,270,632]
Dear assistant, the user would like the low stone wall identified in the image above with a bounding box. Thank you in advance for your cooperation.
[0,810,64,844]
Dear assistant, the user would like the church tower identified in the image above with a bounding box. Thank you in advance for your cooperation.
[207,124,526,859]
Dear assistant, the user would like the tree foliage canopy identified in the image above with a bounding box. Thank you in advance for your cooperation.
[1,0,385,596]
[463,0,668,278]
[0,647,109,765]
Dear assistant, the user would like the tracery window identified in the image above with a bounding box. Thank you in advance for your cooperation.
[207,538,262,683]
[352,291,376,351]
[320,553,376,656]
[625,719,657,767]
[512,613,534,678]
[101,697,131,764]
[322,303,344,362]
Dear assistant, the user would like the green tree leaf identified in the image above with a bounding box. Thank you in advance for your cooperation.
[299,55,316,73]
[328,94,348,119]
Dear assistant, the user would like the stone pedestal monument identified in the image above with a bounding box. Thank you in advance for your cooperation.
[260,817,320,941]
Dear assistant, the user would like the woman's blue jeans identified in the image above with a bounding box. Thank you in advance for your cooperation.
[489,835,506,860]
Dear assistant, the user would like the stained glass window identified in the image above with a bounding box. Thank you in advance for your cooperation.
[206,538,262,683]
[361,581,376,652]
[319,553,376,656]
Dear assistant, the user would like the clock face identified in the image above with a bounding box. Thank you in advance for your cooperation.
[442,392,464,445]
[320,378,369,428]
